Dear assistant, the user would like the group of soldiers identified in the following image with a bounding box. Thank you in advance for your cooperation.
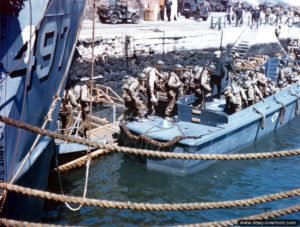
[122,51,231,121]
[122,52,300,121]
[224,60,300,114]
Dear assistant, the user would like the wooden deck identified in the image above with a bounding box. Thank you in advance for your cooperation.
[87,123,120,145]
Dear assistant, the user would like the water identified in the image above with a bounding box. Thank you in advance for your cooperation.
[43,117,300,226]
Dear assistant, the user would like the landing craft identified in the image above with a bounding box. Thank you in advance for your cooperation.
[120,57,300,175]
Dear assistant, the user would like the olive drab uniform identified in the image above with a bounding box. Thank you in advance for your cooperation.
[59,82,81,135]
[165,69,182,117]
[79,83,93,138]
[191,66,212,108]
[146,62,166,116]
[60,90,74,135]
[122,76,141,119]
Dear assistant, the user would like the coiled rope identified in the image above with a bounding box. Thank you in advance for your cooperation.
[0,183,299,211]
[2,115,300,161]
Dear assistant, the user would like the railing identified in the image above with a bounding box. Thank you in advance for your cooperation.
[93,84,124,107]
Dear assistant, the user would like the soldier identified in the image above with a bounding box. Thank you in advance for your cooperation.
[79,80,95,138]
[243,80,263,105]
[123,75,147,120]
[210,51,227,99]
[231,81,248,110]
[224,87,236,114]
[181,67,193,95]
[59,78,81,135]
[145,60,166,117]
[165,64,183,120]
[192,64,214,108]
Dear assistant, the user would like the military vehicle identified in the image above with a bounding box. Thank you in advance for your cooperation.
[179,0,209,20]
[97,1,140,24]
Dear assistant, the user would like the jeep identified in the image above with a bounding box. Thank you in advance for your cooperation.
[97,1,140,24]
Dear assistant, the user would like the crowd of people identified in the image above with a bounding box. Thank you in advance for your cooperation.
[225,3,297,28]
[122,51,300,121]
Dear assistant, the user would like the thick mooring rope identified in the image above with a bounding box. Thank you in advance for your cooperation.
[182,204,300,227]
[0,183,299,211]
[1,115,300,161]
[0,218,69,227]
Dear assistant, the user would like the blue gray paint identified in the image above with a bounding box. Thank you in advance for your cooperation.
[122,83,300,175]
[0,0,86,220]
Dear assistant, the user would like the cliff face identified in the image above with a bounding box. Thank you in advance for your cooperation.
[85,0,160,20]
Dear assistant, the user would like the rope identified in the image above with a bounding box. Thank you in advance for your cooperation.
[55,152,91,211]
[45,95,61,122]
[0,218,69,227]
[120,124,192,148]
[1,183,300,211]
[55,149,107,173]
[2,115,300,161]
[274,97,286,125]
[253,107,266,129]
[291,93,299,116]
[185,204,300,227]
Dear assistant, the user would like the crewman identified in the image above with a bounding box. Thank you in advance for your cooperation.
[135,72,148,120]
[224,51,239,83]
[165,64,182,120]
[210,50,226,99]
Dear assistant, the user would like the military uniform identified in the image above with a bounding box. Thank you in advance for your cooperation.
[146,60,166,116]
[79,82,93,138]
[122,75,140,120]
[59,81,81,135]
[191,65,212,108]
[210,52,226,98]
[165,64,182,118]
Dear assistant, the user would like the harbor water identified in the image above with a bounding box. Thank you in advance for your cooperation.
[42,117,300,225]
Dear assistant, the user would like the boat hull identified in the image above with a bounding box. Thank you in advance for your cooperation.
[0,0,87,220]
[121,84,300,175]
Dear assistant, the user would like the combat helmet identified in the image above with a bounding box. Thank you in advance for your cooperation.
[174,64,183,71]
[154,60,164,68]
[137,72,148,81]
[207,64,216,72]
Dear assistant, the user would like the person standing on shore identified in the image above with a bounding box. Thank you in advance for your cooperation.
[159,0,165,21]
[165,0,172,21]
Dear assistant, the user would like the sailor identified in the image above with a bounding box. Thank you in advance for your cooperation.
[224,51,239,83]
[145,60,166,117]
[210,50,226,99]
[165,64,183,120]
